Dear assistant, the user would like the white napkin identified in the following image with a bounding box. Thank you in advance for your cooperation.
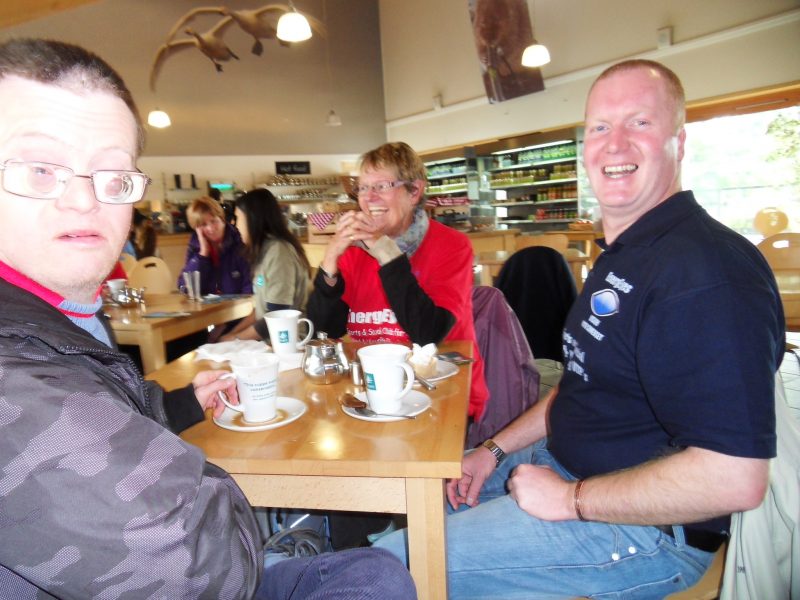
[195,340,269,362]
[276,352,304,372]
[410,342,437,363]
[195,341,304,372]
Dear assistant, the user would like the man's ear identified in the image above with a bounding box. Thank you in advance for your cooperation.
[676,127,686,162]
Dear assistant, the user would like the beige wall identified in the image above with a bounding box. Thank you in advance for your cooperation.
[379,0,800,152]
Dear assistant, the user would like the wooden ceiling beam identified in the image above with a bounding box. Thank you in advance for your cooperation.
[0,0,100,29]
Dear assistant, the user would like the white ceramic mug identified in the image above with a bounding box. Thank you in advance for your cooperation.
[264,309,314,355]
[357,344,415,414]
[218,353,281,423]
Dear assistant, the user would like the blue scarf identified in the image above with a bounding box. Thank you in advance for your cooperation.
[393,208,429,257]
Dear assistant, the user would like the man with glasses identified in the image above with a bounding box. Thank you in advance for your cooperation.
[0,38,414,599]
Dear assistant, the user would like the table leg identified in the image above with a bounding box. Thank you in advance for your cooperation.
[138,329,167,374]
[406,478,448,600]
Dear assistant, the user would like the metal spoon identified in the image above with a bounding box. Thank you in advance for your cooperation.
[340,393,416,420]
[415,374,437,390]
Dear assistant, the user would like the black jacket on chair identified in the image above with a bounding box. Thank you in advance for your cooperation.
[495,246,578,362]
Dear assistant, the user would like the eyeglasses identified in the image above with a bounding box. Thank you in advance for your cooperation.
[0,159,150,205]
[356,180,411,196]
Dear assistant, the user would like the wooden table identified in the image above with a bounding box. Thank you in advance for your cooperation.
[105,293,253,374]
[146,341,471,600]
[476,250,591,291]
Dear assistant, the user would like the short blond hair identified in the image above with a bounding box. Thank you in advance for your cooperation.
[591,59,686,131]
[186,196,225,229]
[358,142,427,194]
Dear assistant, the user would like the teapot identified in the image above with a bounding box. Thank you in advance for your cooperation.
[109,286,144,307]
[302,332,350,384]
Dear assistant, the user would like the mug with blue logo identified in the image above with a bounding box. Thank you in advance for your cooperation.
[264,309,314,355]
[356,344,415,414]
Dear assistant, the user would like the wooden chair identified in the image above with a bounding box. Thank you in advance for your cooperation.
[516,233,591,290]
[666,543,727,599]
[572,542,727,600]
[753,207,789,238]
[127,256,175,294]
[515,233,569,253]
[119,252,138,277]
[757,232,800,332]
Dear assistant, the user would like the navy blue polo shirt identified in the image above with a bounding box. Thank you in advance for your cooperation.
[548,192,783,530]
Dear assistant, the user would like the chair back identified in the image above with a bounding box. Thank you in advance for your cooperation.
[757,233,800,331]
[467,286,540,449]
[495,246,577,362]
[119,252,138,277]
[753,208,788,238]
[516,233,569,253]
[128,256,175,294]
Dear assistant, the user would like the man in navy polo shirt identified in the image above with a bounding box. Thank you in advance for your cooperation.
[376,59,784,598]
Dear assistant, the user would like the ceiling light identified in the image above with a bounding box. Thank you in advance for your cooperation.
[277,5,312,42]
[522,0,550,68]
[326,109,342,127]
[521,42,550,67]
[147,109,171,128]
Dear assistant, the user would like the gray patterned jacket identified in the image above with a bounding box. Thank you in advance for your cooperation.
[0,278,263,599]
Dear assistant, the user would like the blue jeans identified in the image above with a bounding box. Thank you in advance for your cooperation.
[374,440,715,599]
[256,547,417,599]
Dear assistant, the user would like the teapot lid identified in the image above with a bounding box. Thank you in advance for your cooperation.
[306,331,335,348]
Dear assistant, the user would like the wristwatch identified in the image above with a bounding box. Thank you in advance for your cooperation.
[481,439,507,467]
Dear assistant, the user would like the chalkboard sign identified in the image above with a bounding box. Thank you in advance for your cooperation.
[276,161,311,175]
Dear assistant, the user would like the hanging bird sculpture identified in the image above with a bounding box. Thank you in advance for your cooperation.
[150,18,239,91]
[150,4,326,91]
[221,4,327,55]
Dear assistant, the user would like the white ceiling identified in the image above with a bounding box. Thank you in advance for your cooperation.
[1,0,387,157]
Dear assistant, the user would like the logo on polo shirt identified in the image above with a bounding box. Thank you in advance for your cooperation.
[591,289,619,317]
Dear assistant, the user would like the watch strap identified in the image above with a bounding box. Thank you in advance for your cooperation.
[482,439,507,467]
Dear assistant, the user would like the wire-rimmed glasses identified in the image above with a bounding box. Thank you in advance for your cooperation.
[0,159,150,205]
[355,180,411,196]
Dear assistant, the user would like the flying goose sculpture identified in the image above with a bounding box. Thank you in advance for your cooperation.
[150,19,239,91]
[163,4,326,55]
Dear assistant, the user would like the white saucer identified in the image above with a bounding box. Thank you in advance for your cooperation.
[342,390,431,422]
[414,359,458,385]
[213,397,306,432]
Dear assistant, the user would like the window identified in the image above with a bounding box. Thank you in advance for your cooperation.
[684,105,799,242]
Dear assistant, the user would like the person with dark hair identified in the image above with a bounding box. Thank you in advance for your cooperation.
[220,188,311,341]
[0,37,415,600]
[130,207,157,258]
[375,59,783,598]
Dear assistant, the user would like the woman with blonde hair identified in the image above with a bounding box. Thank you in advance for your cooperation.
[178,196,252,296]
[308,141,489,420]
